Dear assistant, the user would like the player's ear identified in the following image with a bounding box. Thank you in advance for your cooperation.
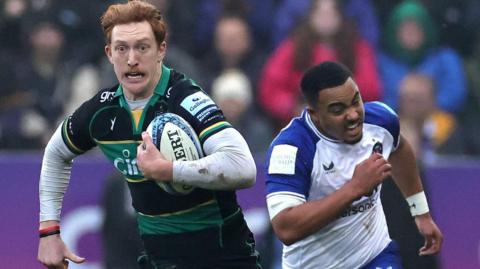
[105,45,113,63]
[157,41,166,63]
[306,105,320,123]
[306,105,315,116]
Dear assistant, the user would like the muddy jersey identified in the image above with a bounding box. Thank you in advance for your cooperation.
[62,65,244,236]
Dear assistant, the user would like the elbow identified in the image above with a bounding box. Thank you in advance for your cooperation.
[240,160,257,188]
[272,217,300,246]
[216,164,256,190]
[245,161,257,187]
[274,227,299,246]
[226,154,256,189]
[282,239,296,247]
[278,234,296,246]
[231,168,256,189]
[242,174,256,189]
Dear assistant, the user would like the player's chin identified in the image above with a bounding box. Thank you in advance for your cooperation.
[344,133,363,144]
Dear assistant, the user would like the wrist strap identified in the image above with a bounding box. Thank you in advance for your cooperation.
[406,191,429,216]
[39,225,60,238]
[39,230,60,238]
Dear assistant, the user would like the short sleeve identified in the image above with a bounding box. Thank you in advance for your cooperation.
[62,89,110,154]
[265,125,317,199]
[167,79,231,144]
[364,101,400,149]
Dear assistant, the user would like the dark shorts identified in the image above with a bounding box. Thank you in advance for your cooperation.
[137,214,261,269]
[362,241,403,269]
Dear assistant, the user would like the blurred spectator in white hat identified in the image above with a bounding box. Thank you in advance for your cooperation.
[212,69,273,155]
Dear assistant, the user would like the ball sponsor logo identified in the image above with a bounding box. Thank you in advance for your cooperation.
[167,129,187,161]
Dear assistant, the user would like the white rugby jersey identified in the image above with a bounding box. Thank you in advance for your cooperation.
[265,102,400,269]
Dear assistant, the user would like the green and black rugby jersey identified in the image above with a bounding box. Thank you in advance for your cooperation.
[61,65,244,235]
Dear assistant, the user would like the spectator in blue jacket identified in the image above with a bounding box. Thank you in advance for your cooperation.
[377,0,467,114]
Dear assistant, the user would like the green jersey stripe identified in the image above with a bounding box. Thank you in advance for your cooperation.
[61,120,85,154]
[125,177,149,183]
[94,139,142,144]
[137,199,224,235]
[198,121,231,143]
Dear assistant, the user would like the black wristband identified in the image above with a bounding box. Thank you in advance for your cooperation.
[39,230,60,238]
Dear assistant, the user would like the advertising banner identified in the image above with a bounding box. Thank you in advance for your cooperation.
[1,153,479,269]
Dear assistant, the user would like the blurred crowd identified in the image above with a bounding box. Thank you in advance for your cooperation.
[1,0,480,163]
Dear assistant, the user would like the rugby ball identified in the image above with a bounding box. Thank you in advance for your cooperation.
[146,113,203,195]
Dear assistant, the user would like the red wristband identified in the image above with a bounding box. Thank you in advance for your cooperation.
[39,230,60,238]
[39,225,60,235]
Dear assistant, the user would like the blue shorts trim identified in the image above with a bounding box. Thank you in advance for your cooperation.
[362,241,403,269]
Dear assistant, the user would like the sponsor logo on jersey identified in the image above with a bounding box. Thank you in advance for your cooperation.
[68,117,74,135]
[322,161,334,171]
[268,145,297,175]
[180,92,215,117]
[110,117,116,131]
[196,106,216,122]
[340,196,377,218]
[165,87,172,98]
[322,161,336,174]
[100,91,115,103]
[113,149,139,176]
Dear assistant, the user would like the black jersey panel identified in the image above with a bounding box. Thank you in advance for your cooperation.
[214,190,242,218]
[165,72,229,139]
[127,180,215,215]
[63,87,118,152]
[64,67,243,230]
[90,106,134,142]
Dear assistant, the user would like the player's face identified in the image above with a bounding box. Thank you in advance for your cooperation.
[105,21,166,100]
[308,78,365,144]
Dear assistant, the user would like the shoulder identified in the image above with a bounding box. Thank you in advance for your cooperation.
[377,51,399,65]
[428,47,461,58]
[355,38,375,52]
[364,101,400,144]
[424,47,463,64]
[68,85,119,123]
[268,116,319,161]
[164,68,228,142]
[364,102,398,125]
[166,69,207,102]
[272,39,296,57]
[265,115,318,197]
[62,85,119,154]
[79,86,119,111]
[166,71,216,117]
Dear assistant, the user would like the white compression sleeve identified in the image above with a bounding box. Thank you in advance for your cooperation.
[172,128,256,190]
[39,124,77,222]
[266,192,305,220]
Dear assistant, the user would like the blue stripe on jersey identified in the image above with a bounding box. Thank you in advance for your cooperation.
[364,102,400,148]
[265,114,320,199]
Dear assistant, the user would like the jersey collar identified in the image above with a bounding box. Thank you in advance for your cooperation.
[115,65,171,109]
[114,64,171,98]
[303,110,342,143]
